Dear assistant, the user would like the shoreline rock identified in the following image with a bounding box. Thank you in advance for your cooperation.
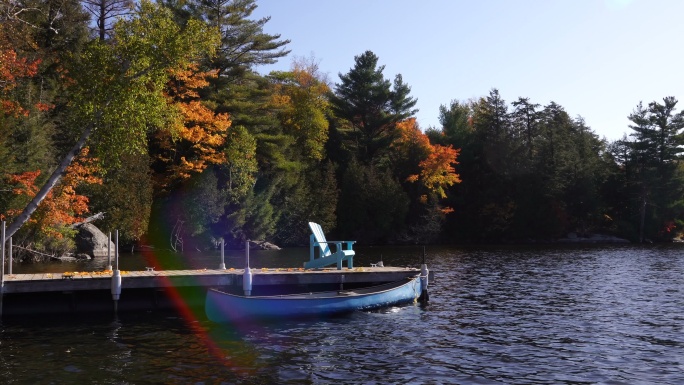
[74,223,116,257]
[249,241,281,250]
[557,233,630,244]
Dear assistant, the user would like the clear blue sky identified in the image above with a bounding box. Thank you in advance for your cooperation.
[252,0,683,141]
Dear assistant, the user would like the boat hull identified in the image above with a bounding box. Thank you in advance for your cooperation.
[205,276,421,322]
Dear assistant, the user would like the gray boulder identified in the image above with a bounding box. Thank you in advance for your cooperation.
[249,241,281,250]
[74,223,115,257]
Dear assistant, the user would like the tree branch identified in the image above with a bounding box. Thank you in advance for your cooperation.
[5,120,97,239]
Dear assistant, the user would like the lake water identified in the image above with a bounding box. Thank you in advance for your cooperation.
[1,244,683,384]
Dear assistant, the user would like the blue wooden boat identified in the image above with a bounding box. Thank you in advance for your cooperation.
[205,275,422,322]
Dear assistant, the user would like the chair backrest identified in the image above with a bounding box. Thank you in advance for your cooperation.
[308,222,331,257]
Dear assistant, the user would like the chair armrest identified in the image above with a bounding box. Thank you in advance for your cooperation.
[316,240,356,250]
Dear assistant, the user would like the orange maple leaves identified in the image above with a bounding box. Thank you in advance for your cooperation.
[3,148,102,238]
[394,118,461,213]
[415,144,462,197]
[154,66,230,187]
[0,48,41,116]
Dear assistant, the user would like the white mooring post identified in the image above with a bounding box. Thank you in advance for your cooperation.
[219,239,226,270]
[419,247,430,305]
[115,230,119,271]
[111,230,122,314]
[8,237,11,275]
[106,232,112,271]
[243,241,252,296]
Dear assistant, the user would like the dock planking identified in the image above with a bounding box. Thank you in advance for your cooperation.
[2,267,422,294]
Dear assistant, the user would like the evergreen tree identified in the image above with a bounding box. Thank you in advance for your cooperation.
[436,92,613,243]
[336,160,409,243]
[455,90,517,241]
[182,0,289,128]
[87,153,153,247]
[563,117,609,235]
[430,100,472,147]
[624,97,684,241]
[192,0,289,78]
[273,162,338,246]
[81,0,134,40]
[511,97,540,159]
[168,0,293,243]
[472,89,513,178]
[331,50,417,165]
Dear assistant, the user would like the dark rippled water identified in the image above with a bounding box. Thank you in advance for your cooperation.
[1,245,683,384]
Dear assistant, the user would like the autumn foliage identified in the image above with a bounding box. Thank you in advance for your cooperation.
[153,66,231,188]
[394,118,461,212]
[415,144,462,198]
[270,60,331,161]
[3,148,102,239]
[0,48,40,116]
[3,1,470,248]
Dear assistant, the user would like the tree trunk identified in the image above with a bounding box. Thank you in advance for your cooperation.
[5,122,96,239]
[99,0,106,41]
[639,195,646,243]
[69,212,105,228]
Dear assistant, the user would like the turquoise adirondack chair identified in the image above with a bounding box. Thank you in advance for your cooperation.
[305,222,355,270]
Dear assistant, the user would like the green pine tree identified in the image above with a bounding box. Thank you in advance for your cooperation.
[331,50,417,165]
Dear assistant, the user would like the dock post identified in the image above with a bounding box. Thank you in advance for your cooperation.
[243,241,252,296]
[1,221,5,318]
[419,247,429,304]
[106,232,112,271]
[219,239,226,270]
[111,230,122,314]
[419,263,429,304]
[8,237,11,275]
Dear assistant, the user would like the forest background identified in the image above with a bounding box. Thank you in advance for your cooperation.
[2,0,683,259]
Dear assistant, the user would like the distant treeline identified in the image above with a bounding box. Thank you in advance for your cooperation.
[1,0,683,256]
[428,91,684,244]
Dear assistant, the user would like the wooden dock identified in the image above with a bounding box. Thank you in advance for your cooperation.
[0,267,426,316]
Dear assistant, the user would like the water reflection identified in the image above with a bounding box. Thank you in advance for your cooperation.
[2,245,684,384]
